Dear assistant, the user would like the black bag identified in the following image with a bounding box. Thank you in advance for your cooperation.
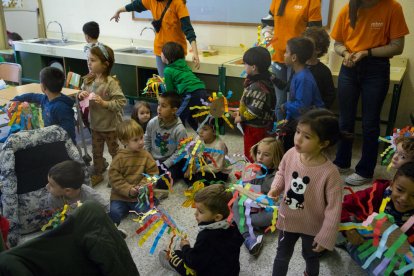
[151,0,173,33]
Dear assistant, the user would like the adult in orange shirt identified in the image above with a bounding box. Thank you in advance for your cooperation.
[264,0,322,120]
[111,0,200,77]
[331,0,409,186]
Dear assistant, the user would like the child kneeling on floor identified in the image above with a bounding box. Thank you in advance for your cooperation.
[158,184,244,276]
[109,119,159,225]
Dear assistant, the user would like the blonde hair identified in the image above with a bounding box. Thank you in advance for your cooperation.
[131,101,151,123]
[116,119,144,143]
[250,137,284,169]
[83,44,115,85]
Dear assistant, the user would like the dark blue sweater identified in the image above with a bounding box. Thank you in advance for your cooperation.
[13,93,76,143]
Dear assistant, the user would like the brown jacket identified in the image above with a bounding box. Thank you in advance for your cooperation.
[109,149,159,202]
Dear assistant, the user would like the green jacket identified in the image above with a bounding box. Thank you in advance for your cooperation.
[164,59,205,94]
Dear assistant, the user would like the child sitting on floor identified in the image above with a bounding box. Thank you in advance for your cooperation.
[12,67,76,143]
[341,162,414,275]
[131,101,152,132]
[158,184,244,276]
[390,136,414,169]
[144,92,187,190]
[47,160,108,213]
[233,137,284,256]
[185,118,231,185]
[108,119,159,225]
[161,42,207,131]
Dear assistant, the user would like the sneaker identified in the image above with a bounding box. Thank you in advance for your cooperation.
[336,166,352,174]
[154,189,169,200]
[345,173,372,186]
[158,250,175,272]
[91,174,104,186]
[117,228,128,239]
[244,235,263,256]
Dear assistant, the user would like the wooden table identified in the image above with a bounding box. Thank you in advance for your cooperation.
[0,83,79,101]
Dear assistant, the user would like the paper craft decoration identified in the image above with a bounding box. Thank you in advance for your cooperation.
[142,74,166,99]
[339,185,414,275]
[182,180,205,208]
[254,25,275,55]
[190,91,236,134]
[79,92,96,113]
[379,126,414,169]
[173,136,224,180]
[2,101,43,130]
[41,202,82,231]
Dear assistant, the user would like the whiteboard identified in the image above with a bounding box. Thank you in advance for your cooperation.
[133,0,331,26]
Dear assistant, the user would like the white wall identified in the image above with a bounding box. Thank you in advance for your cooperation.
[4,0,38,39]
[41,0,414,126]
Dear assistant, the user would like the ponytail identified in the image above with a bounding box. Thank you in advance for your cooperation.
[349,0,362,29]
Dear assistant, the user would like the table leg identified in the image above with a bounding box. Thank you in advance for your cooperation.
[386,82,403,135]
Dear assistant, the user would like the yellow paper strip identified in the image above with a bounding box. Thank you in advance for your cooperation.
[138,219,163,247]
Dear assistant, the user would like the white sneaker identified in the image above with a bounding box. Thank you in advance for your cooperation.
[336,166,352,174]
[345,173,372,186]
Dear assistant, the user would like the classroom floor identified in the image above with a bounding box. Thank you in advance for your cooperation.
[83,105,393,276]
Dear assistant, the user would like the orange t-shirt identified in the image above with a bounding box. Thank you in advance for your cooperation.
[142,0,189,56]
[330,0,409,53]
[270,0,321,63]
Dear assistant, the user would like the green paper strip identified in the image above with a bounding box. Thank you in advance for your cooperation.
[358,246,377,260]
[384,233,407,259]
[384,255,400,276]
[238,195,247,233]
[357,239,373,253]
[399,257,406,269]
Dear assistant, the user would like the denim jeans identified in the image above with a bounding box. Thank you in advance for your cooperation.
[110,199,159,225]
[334,57,390,178]
[176,89,208,131]
[155,55,166,77]
[271,62,292,121]
[272,231,319,276]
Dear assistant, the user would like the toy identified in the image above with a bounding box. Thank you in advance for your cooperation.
[379,126,414,169]
[142,74,166,99]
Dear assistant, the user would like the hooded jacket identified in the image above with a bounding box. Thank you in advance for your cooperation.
[13,93,76,143]
[164,59,206,94]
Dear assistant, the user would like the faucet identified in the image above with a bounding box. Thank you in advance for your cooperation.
[47,21,66,42]
[140,27,156,36]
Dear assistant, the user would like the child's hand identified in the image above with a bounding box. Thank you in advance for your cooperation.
[180,239,190,248]
[267,188,279,200]
[345,229,364,246]
[78,91,89,100]
[129,186,139,197]
[92,94,108,107]
[312,241,326,252]
[234,115,242,124]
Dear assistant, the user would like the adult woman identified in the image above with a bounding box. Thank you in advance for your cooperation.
[331,0,409,185]
[111,0,200,76]
[265,0,322,120]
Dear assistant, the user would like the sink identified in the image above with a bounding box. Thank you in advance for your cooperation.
[27,38,82,46]
[228,58,243,65]
[114,47,154,55]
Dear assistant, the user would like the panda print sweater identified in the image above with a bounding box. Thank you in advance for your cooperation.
[271,148,343,250]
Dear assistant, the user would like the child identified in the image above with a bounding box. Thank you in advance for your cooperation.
[186,118,231,185]
[158,184,244,276]
[281,37,325,121]
[144,92,188,189]
[268,109,343,276]
[303,27,336,109]
[108,119,159,225]
[12,67,76,143]
[78,44,127,186]
[233,137,284,256]
[83,21,100,53]
[341,162,414,275]
[131,101,151,132]
[391,136,414,169]
[47,160,108,213]
[234,46,276,162]
[161,42,207,131]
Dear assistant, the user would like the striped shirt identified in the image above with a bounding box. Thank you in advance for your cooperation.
[271,148,343,250]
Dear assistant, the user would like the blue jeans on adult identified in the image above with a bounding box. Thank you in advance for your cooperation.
[271,62,292,121]
[156,55,166,77]
[334,57,390,178]
[110,199,159,225]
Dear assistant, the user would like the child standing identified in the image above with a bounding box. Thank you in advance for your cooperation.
[82,21,100,54]
[12,67,76,143]
[281,37,324,120]
[144,92,187,189]
[47,160,108,213]
[131,101,151,132]
[161,42,207,131]
[233,137,284,256]
[268,109,343,276]
[158,184,244,276]
[78,44,127,186]
[234,46,275,162]
[303,27,336,109]
[341,162,414,275]
[109,119,159,225]
[186,118,231,185]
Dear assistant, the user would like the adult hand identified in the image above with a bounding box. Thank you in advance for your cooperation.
[192,53,200,70]
[312,241,326,252]
[342,52,355,68]
[111,7,126,22]
[351,50,369,64]
[78,91,89,100]
[345,229,364,246]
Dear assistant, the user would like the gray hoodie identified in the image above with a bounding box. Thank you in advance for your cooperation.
[144,116,187,168]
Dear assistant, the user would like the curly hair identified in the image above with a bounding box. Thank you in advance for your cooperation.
[302,27,330,58]
[395,136,414,161]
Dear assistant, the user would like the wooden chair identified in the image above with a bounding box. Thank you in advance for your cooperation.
[0,62,22,85]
